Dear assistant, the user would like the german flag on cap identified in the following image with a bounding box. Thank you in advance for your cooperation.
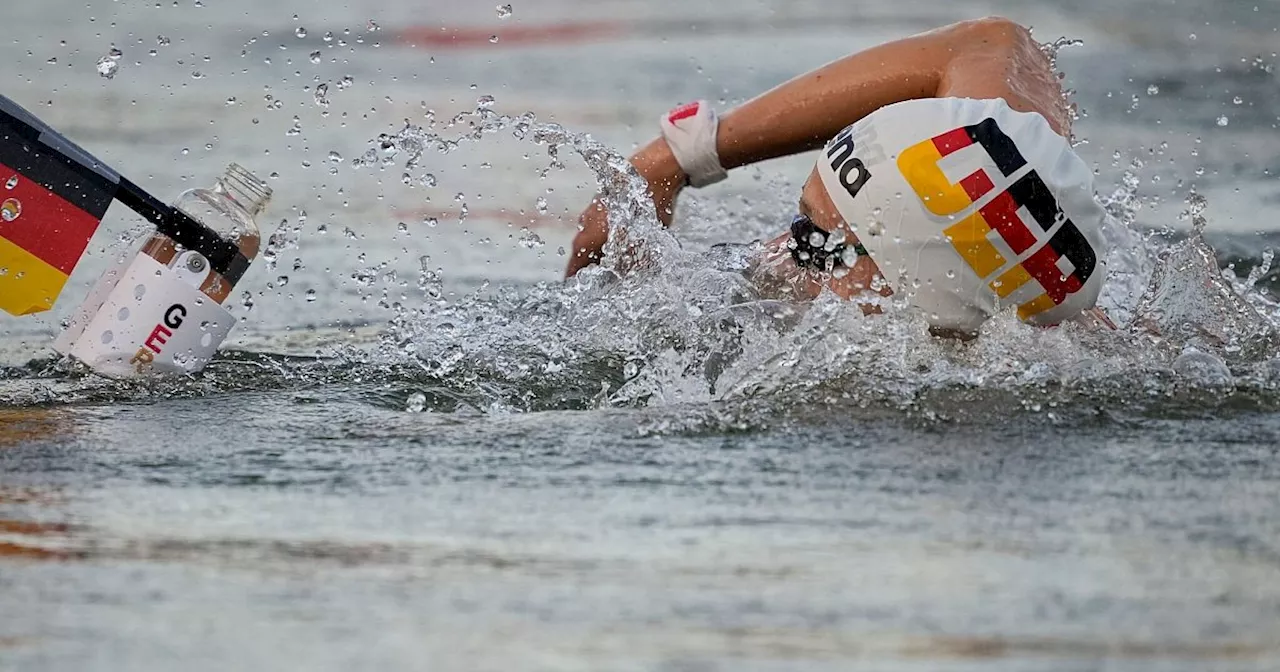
[0,94,118,316]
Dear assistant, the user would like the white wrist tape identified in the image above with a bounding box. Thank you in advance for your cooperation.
[659,100,728,188]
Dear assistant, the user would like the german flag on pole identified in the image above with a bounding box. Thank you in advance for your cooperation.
[0,94,118,316]
[0,94,248,317]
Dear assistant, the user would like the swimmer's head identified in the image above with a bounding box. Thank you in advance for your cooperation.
[791,129,895,306]
[803,99,1107,333]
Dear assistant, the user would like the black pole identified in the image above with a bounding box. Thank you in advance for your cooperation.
[114,178,250,285]
[0,92,251,285]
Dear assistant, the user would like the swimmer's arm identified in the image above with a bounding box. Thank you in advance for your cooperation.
[567,16,1034,277]
[639,16,1037,173]
[715,18,1013,168]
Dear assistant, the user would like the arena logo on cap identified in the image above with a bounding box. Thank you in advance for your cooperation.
[896,118,1096,320]
[824,127,873,199]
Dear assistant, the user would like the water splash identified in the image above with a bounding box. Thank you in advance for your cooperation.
[345,101,1280,420]
[1039,37,1084,70]
[1039,36,1086,143]
[261,213,306,272]
[1127,192,1278,361]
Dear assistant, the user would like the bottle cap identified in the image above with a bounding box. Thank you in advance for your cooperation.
[216,163,272,217]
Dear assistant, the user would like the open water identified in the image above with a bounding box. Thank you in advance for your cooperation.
[3,0,1280,669]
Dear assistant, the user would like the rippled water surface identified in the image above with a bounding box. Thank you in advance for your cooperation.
[3,0,1280,669]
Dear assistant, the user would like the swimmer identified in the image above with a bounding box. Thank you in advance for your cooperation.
[566,17,1115,335]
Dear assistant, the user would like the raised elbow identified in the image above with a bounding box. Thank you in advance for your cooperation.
[952,16,1033,46]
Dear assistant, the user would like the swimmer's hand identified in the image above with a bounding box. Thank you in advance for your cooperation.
[565,140,686,278]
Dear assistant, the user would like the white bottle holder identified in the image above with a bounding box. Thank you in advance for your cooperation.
[53,249,236,379]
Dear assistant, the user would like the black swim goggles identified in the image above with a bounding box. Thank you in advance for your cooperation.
[787,214,868,271]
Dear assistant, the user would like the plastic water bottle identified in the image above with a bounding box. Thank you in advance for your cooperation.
[54,164,273,378]
[139,163,271,304]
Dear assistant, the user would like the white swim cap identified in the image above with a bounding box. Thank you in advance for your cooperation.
[814,97,1106,332]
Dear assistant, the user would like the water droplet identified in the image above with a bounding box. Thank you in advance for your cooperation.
[366,19,380,32]
[305,288,317,302]
[1217,115,1229,127]
[397,221,409,233]
[337,74,354,89]
[190,70,204,79]
[497,4,513,18]
[309,50,321,64]
[1233,95,1244,105]
[518,229,544,249]
[240,290,255,312]
[157,35,170,46]
[46,57,57,65]
[4,176,17,190]
[1147,84,1159,95]
[423,216,438,228]
[108,47,123,60]
[295,26,308,38]
[1,198,21,222]
[328,150,343,163]
[276,275,289,287]
[535,196,548,214]
[420,173,437,188]
[225,96,237,106]
[490,35,499,44]
[323,31,334,43]
[96,57,119,79]
[313,82,330,107]
[406,392,426,413]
